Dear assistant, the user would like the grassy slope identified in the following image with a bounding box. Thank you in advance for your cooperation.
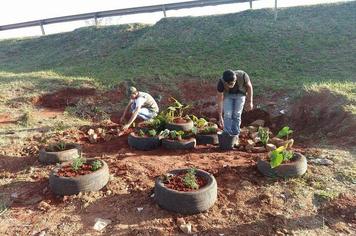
[0,2,355,105]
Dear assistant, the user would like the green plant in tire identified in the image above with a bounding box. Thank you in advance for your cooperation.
[71,156,85,171]
[165,97,190,122]
[55,141,67,151]
[90,160,102,171]
[258,127,269,145]
[191,115,207,128]
[270,146,294,168]
[138,129,145,137]
[147,129,157,137]
[183,168,199,190]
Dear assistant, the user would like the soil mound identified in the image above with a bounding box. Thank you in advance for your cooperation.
[34,88,96,108]
[291,89,355,146]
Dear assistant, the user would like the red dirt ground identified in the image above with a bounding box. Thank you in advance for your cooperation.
[1,82,354,235]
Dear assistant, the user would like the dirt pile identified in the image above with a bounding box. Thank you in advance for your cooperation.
[291,89,356,146]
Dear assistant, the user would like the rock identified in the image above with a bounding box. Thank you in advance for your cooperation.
[93,218,111,231]
[250,119,265,127]
[37,201,51,211]
[103,134,113,142]
[239,127,249,136]
[179,223,192,234]
[309,158,334,166]
[253,136,261,144]
[87,129,95,135]
[88,133,98,143]
[38,231,46,236]
[247,126,258,133]
[270,137,284,146]
[96,128,104,134]
[245,139,255,152]
[252,146,266,153]
[266,143,276,151]
[137,207,144,212]
[250,132,259,139]
[238,145,245,151]
[177,217,186,226]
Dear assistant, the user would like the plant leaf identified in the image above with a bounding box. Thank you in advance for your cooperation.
[270,151,284,168]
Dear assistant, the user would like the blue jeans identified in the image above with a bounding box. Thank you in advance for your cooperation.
[131,103,157,120]
[223,93,246,136]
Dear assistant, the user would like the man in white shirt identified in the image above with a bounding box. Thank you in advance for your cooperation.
[120,86,159,130]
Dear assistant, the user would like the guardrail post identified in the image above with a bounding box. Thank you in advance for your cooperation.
[40,22,45,35]
[249,0,252,9]
[94,14,98,26]
[162,5,167,17]
[274,0,278,21]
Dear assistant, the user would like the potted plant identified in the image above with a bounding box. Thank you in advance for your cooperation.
[154,168,217,214]
[39,141,81,164]
[164,97,194,131]
[191,115,219,145]
[128,114,167,150]
[257,146,307,178]
[128,128,161,151]
[270,126,294,148]
[49,156,109,195]
[160,129,196,150]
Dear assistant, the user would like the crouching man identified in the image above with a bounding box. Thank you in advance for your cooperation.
[120,86,159,130]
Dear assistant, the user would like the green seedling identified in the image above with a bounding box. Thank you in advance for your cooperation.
[183,168,199,190]
[258,127,269,145]
[71,156,85,171]
[91,160,102,171]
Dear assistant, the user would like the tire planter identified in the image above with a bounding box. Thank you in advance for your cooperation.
[155,168,217,214]
[49,159,109,195]
[218,132,238,150]
[39,144,81,164]
[196,133,219,145]
[162,138,196,150]
[257,152,307,178]
[128,133,161,151]
[166,119,194,132]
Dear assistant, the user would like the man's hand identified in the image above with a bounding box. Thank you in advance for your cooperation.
[246,101,254,111]
[218,115,224,129]
[122,124,130,131]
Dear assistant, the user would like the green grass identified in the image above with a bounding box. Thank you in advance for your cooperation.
[0,2,355,108]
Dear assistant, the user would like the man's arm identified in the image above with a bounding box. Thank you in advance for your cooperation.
[122,104,142,130]
[120,101,132,123]
[245,79,254,111]
[217,92,224,128]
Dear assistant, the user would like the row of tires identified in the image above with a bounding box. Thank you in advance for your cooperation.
[128,133,219,151]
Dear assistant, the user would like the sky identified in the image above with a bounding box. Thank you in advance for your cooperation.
[0,0,352,39]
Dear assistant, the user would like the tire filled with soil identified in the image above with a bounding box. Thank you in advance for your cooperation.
[128,132,161,151]
[49,159,109,195]
[166,118,194,131]
[162,138,196,150]
[39,143,81,164]
[257,152,307,178]
[154,168,217,214]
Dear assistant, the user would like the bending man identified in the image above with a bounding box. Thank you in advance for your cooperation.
[120,86,159,130]
[217,69,254,141]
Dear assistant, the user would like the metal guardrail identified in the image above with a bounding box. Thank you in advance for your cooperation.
[0,0,260,35]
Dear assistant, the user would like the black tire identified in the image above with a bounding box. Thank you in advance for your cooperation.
[166,120,194,131]
[128,133,161,151]
[49,159,109,195]
[257,152,307,178]
[39,144,81,164]
[218,132,237,150]
[162,138,196,150]
[154,169,217,215]
[196,134,219,145]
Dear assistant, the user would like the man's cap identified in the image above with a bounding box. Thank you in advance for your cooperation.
[127,86,138,96]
